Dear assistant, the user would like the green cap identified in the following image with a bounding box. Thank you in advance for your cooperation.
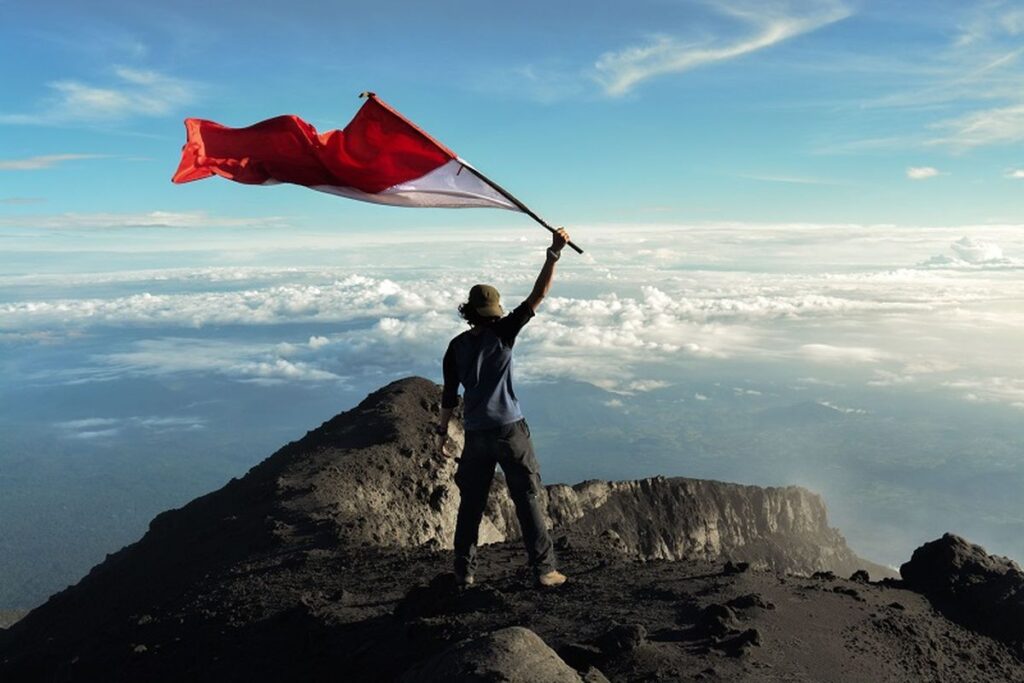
[468,284,504,317]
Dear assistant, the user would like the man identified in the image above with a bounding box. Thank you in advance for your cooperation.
[436,227,571,588]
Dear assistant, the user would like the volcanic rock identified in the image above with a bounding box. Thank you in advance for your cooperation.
[713,628,762,657]
[595,622,647,655]
[723,561,750,575]
[726,593,774,610]
[558,642,604,670]
[697,604,739,638]
[849,569,871,583]
[900,533,1024,649]
[398,626,585,682]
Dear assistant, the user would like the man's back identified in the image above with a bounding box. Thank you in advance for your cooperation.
[443,301,534,430]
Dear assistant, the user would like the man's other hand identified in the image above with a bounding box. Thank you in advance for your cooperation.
[436,433,451,458]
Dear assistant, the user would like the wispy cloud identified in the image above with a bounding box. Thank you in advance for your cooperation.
[594,1,850,96]
[0,197,46,205]
[55,414,206,440]
[928,103,1024,150]
[819,4,1024,153]
[0,67,199,125]
[945,376,1024,408]
[817,399,867,414]
[955,2,1024,48]
[735,172,843,186]
[1006,169,1024,178]
[799,343,893,364]
[472,63,588,104]
[906,166,942,180]
[0,210,289,230]
[858,47,1024,113]
[0,154,107,171]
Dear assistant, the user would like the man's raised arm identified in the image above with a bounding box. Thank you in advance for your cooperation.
[525,227,571,313]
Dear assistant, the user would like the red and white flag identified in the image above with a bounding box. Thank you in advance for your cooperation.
[172,93,517,211]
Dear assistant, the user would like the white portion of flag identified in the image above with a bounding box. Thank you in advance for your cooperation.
[308,159,519,210]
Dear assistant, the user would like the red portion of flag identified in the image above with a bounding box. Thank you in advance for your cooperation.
[172,96,456,194]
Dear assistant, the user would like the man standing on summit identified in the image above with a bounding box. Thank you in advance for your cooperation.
[436,228,571,589]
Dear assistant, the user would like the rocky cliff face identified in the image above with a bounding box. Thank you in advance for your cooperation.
[488,477,879,576]
[268,376,886,576]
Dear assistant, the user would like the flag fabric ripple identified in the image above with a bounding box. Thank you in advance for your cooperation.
[172,94,518,211]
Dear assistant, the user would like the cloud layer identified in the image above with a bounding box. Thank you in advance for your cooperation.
[4,223,1022,405]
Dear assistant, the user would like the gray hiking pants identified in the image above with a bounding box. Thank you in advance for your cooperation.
[453,418,555,578]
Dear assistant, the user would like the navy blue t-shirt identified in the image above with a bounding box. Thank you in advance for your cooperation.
[441,301,534,430]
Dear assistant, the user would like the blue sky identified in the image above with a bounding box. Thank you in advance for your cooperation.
[3,0,1024,229]
[3,0,1024,608]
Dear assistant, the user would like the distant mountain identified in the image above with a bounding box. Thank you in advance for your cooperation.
[1,377,1020,682]
[751,400,857,427]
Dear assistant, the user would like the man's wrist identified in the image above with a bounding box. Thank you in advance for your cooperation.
[546,247,561,262]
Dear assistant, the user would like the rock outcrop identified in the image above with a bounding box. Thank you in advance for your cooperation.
[901,533,1024,651]
[399,626,593,682]
[488,477,883,576]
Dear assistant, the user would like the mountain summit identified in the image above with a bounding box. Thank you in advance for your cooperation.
[2,377,1021,681]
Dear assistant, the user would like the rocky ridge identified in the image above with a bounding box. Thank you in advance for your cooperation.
[224,376,887,576]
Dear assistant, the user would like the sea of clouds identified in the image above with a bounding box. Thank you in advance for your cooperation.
[4,224,1022,405]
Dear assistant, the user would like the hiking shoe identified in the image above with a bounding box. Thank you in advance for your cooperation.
[536,570,567,588]
[454,572,475,587]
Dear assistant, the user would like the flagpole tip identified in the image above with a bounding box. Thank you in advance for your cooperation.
[358,91,377,99]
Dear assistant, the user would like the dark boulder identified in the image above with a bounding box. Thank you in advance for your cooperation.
[595,622,647,655]
[849,569,871,583]
[696,604,739,638]
[900,533,1024,649]
[726,593,774,610]
[399,626,585,682]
